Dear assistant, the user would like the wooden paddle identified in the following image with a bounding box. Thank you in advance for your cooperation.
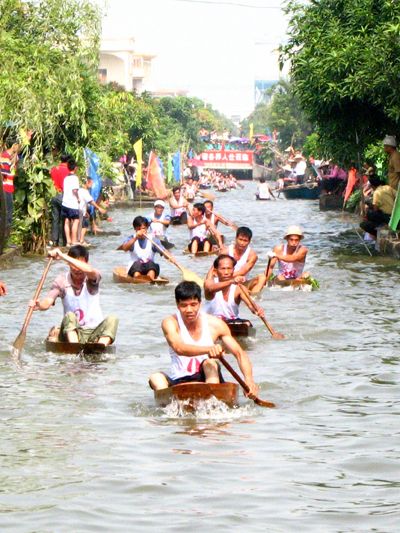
[198,190,216,201]
[237,282,285,340]
[144,233,204,287]
[12,257,54,359]
[219,355,275,408]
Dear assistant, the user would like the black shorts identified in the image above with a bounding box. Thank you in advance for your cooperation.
[128,260,160,277]
[164,359,224,386]
[189,236,212,251]
[61,206,80,220]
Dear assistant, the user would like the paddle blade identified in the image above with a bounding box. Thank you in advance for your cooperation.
[199,190,215,201]
[181,267,204,287]
[254,397,276,408]
[12,330,26,359]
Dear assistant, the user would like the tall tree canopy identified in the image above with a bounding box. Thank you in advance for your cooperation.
[281,0,400,163]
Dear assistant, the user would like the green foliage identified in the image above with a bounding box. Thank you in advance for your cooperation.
[345,188,362,211]
[302,133,324,159]
[281,0,400,164]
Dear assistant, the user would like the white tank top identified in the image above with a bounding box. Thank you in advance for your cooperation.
[190,216,208,240]
[185,184,196,200]
[277,244,305,279]
[62,273,103,329]
[204,284,239,320]
[171,195,186,217]
[127,238,155,271]
[228,244,251,278]
[149,213,168,237]
[168,311,213,380]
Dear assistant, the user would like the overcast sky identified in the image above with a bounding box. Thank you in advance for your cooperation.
[97,0,288,118]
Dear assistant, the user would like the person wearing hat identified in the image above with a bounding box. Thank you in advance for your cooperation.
[148,199,172,248]
[294,154,307,184]
[249,226,309,293]
[383,135,400,191]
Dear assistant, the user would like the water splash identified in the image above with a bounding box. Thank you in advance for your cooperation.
[160,396,256,420]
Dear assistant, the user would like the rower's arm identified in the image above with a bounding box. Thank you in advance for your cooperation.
[48,249,99,281]
[234,250,258,277]
[162,316,218,357]
[275,246,308,262]
[187,216,202,229]
[204,274,235,300]
[120,234,138,252]
[216,213,237,229]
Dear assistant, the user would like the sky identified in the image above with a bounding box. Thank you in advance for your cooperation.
[97,0,288,119]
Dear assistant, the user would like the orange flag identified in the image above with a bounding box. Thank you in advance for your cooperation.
[344,167,357,205]
[146,151,168,199]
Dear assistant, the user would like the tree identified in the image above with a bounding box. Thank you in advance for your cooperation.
[243,80,312,149]
[281,0,400,164]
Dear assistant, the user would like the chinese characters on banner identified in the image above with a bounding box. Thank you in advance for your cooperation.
[200,150,253,164]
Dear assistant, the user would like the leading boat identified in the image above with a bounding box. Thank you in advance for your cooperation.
[154,382,239,409]
[45,327,116,354]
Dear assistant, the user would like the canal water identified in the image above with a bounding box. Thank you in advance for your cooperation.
[1,183,399,532]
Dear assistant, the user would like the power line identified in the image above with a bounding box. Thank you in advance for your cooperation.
[172,0,282,9]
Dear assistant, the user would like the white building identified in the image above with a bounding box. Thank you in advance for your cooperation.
[98,37,155,93]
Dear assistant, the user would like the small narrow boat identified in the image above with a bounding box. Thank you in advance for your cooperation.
[113,266,169,285]
[267,278,313,292]
[154,382,239,409]
[89,229,122,237]
[183,248,218,257]
[225,318,256,338]
[45,328,116,354]
[282,183,321,200]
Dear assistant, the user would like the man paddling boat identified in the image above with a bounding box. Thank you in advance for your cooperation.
[120,216,164,280]
[149,281,258,397]
[30,245,118,345]
[221,226,258,280]
[203,200,238,231]
[147,200,173,249]
[187,202,214,254]
[0,280,7,296]
[204,255,264,326]
[249,226,309,293]
[169,186,188,225]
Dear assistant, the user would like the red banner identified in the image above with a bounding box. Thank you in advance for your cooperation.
[200,150,253,165]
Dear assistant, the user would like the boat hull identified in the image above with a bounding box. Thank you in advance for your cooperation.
[45,339,116,354]
[268,278,312,291]
[154,382,239,408]
[113,267,169,285]
[225,319,255,337]
[282,184,321,200]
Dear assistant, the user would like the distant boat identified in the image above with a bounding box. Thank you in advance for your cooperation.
[283,183,321,200]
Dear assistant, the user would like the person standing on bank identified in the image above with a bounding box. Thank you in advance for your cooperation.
[383,135,400,192]
[30,245,118,345]
[61,159,80,247]
[49,153,71,247]
[0,137,21,241]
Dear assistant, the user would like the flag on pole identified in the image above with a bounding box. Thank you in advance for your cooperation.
[172,151,181,182]
[84,148,102,203]
[344,167,357,205]
[389,187,400,231]
[146,151,168,199]
[133,138,143,187]
[167,154,173,184]
[249,123,254,140]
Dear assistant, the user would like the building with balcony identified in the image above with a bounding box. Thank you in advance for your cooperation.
[98,37,155,93]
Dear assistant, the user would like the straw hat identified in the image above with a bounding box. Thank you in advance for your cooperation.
[284,225,304,239]
[294,153,304,160]
[383,135,397,147]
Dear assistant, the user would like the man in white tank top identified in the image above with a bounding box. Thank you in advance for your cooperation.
[249,226,309,293]
[204,255,265,325]
[169,186,188,225]
[120,216,163,280]
[30,245,118,345]
[221,226,258,280]
[149,281,258,397]
[187,203,213,253]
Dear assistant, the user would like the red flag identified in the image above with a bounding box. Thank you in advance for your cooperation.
[146,151,168,199]
[344,167,357,205]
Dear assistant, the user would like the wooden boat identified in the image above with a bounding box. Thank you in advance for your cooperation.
[255,194,271,201]
[89,229,121,237]
[183,247,218,257]
[45,329,116,355]
[267,278,313,292]
[113,266,169,285]
[282,183,321,200]
[225,318,256,338]
[154,382,239,409]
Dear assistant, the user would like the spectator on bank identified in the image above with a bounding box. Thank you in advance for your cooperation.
[61,159,80,247]
[49,153,71,247]
[294,153,307,184]
[383,135,400,192]
[0,137,21,241]
[360,175,397,238]
[319,161,347,193]
[309,155,322,179]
